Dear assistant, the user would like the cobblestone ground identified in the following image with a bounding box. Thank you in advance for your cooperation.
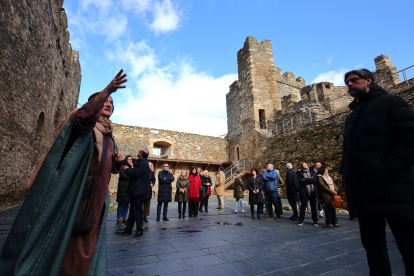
[0,199,406,275]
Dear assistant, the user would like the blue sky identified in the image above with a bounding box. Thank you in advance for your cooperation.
[63,0,414,136]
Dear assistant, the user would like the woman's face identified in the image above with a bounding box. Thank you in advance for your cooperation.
[252,170,257,176]
[149,164,152,170]
[197,168,201,174]
[181,171,186,177]
[204,171,208,176]
[324,169,328,175]
[192,169,196,174]
[302,163,308,169]
[127,157,133,165]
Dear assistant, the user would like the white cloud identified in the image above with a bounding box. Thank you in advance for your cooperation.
[326,56,332,66]
[312,69,348,86]
[111,59,237,136]
[149,0,181,34]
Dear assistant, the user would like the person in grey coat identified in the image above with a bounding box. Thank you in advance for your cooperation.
[175,170,190,218]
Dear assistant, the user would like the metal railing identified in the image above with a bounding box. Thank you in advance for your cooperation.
[116,145,229,163]
[223,159,254,186]
[377,65,414,90]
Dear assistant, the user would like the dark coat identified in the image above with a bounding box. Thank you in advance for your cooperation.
[297,168,322,202]
[340,85,414,219]
[247,175,265,205]
[200,175,212,199]
[116,167,131,203]
[126,158,150,196]
[157,170,175,202]
[144,171,156,201]
[233,176,246,198]
[175,177,190,202]
[285,169,299,194]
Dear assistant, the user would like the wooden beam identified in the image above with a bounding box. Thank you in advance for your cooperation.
[153,160,158,172]
[172,161,179,175]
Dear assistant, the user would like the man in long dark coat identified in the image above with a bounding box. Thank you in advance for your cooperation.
[0,70,127,276]
[341,69,414,275]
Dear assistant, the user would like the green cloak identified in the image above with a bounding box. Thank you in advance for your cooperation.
[0,117,118,276]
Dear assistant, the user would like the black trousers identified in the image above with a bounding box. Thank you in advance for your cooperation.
[359,215,414,276]
[178,201,187,217]
[188,203,199,217]
[126,195,144,231]
[287,192,298,216]
[299,191,318,222]
[250,204,263,217]
[324,204,337,225]
[199,198,209,211]
[157,202,169,218]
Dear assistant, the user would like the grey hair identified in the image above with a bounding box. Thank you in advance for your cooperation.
[315,162,321,165]
[344,69,375,87]
[267,164,274,169]
[286,163,293,169]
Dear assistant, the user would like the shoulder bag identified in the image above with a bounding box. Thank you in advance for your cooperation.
[331,195,342,209]
[73,135,110,232]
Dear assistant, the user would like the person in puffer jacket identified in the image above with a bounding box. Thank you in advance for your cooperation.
[261,164,282,220]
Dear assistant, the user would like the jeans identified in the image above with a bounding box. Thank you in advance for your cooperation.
[157,202,169,218]
[265,191,281,218]
[117,202,129,219]
[125,195,144,231]
[235,198,244,210]
[324,204,337,225]
[359,214,414,276]
[299,191,318,222]
[287,193,298,216]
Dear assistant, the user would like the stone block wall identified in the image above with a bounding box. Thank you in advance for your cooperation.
[113,124,228,162]
[0,0,81,209]
[373,54,401,90]
[226,81,241,139]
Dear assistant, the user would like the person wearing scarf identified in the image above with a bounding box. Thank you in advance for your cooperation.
[199,170,212,212]
[297,162,321,227]
[0,70,127,276]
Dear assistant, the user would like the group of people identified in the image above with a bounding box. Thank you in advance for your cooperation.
[1,68,414,275]
[115,163,227,235]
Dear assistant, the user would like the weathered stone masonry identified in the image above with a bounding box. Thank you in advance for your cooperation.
[0,0,81,209]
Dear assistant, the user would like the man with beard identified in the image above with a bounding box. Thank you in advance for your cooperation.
[340,69,414,275]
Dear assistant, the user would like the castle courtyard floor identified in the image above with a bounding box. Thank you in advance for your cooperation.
[0,198,406,275]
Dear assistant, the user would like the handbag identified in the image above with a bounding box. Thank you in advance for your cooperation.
[331,195,342,208]
[73,135,110,233]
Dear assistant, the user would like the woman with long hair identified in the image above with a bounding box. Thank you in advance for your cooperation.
[247,168,264,219]
[142,162,156,222]
[316,166,338,227]
[188,167,202,217]
[199,170,212,212]
[175,170,190,218]
[116,155,133,226]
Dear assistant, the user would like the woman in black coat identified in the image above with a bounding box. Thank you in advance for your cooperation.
[142,162,156,222]
[247,168,265,220]
[116,155,132,226]
[297,162,321,226]
[199,170,212,212]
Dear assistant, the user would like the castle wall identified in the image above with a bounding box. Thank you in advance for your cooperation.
[0,0,82,209]
[226,81,241,139]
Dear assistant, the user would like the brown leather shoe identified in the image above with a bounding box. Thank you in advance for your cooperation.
[122,218,127,224]
[116,219,124,226]
[327,224,333,227]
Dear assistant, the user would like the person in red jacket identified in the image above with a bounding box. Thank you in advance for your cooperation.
[188,167,202,217]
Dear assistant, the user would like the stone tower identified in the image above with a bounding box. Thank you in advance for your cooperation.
[227,36,280,138]
[373,54,401,89]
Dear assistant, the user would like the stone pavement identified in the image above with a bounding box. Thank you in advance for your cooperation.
[0,198,406,275]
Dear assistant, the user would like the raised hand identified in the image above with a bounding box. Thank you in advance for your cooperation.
[114,151,125,162]
[106,69,127,94]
